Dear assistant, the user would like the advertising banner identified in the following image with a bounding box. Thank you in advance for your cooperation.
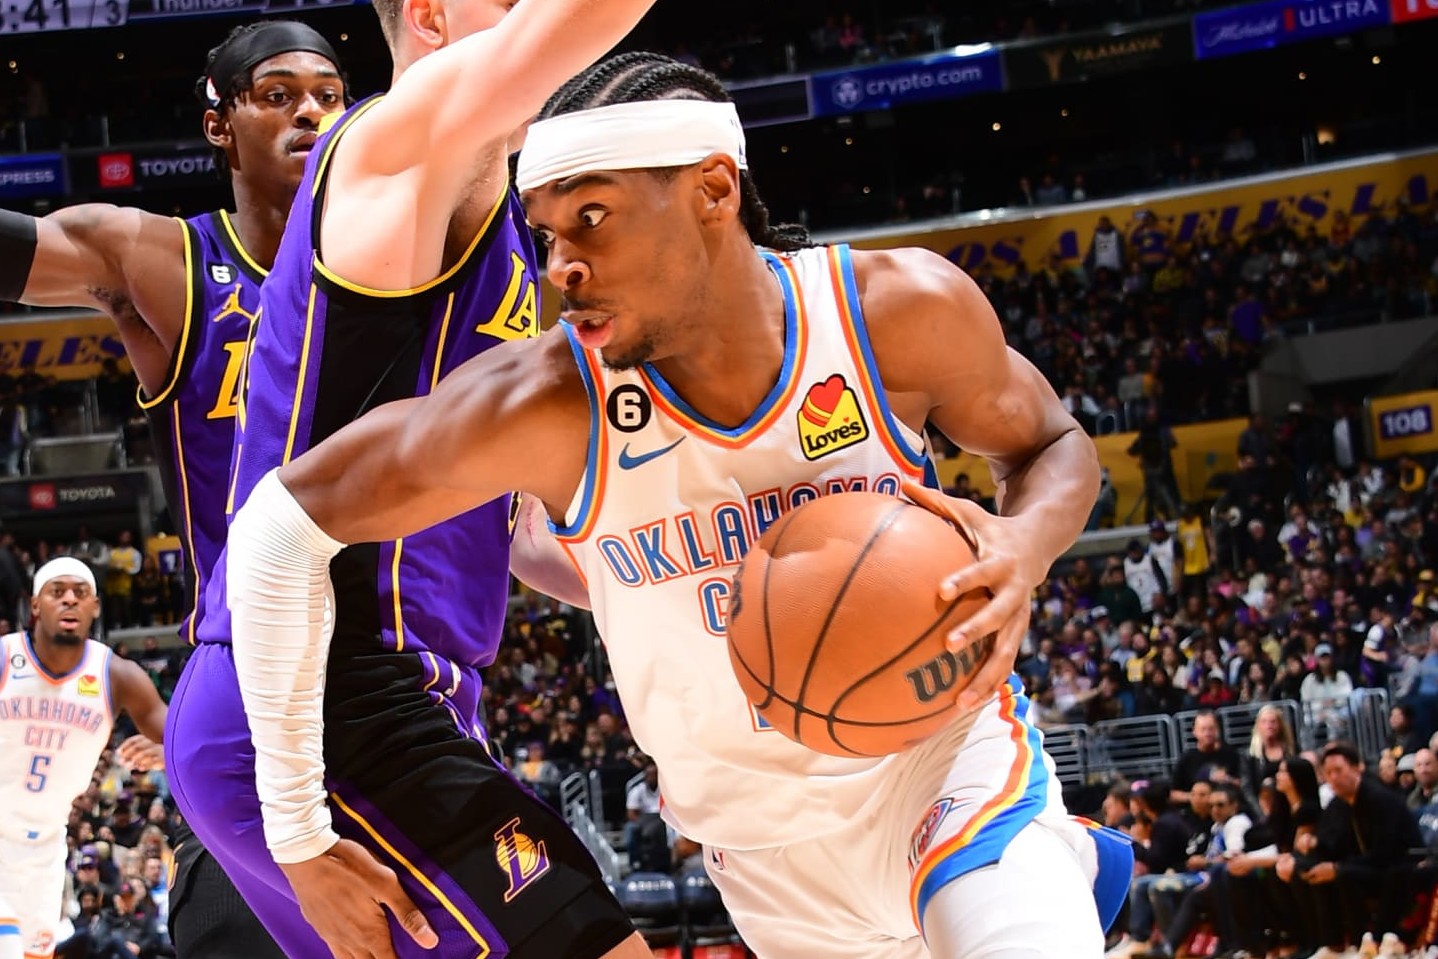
[829,148,1438,277]
[75,143,218,193]
[0,312,131,381]
[1390,0,1438,22]
[0,153,66,200]
[1193,0,1391,60]
[809,47,1003,117]
[0,470,150,517]
[1004,22,1192,89]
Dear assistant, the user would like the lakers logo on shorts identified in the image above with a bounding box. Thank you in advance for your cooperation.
[797,374,868,461]
[495,817,550,902]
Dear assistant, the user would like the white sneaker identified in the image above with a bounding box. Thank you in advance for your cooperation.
[1379,933,1406,957]
[1358,933,1380,959]
[1104,936,1136,959]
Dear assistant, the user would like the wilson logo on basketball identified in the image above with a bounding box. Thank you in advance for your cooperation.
[797,374,869,461]
[905,634,994,704]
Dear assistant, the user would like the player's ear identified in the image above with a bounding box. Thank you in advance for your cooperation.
[404,0,445,50]
[696,153,740,225]
[202,108,232,152]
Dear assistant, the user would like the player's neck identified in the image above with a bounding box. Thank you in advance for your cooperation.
[30,631,87,675]
[648,246,786,428]
[228,179,293,270]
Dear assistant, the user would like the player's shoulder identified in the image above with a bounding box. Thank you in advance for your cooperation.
[847,246,982,324]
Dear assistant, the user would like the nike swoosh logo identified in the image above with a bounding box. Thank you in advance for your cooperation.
[618,438,685,470]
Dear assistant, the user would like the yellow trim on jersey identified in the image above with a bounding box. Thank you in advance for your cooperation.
[137,219,199,411]
[430,293,456,391]
[421,651,442,695]
[309,98,384,200]
[391,538,407,652]
[282,285,320,465]
[827,246,926,479]
[311,183,508,299]
[217,210,268,278]
[171,401,201,645]
[329,791,493,958]
[638,253,809,450]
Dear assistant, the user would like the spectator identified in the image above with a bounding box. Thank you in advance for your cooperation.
[1123,539,1164,619]
[0,388,27,476]
[1127,408,1183,523]
[624,761,665,872]
[1241,704,1298,807]
[92,879,161,959]
[1109,780,1194,959]
[1301,644,1354,736]
[1301,742,1424,956]
[105,531,143,631]
[1172,711,1241,804]
[1410,749,1438,834]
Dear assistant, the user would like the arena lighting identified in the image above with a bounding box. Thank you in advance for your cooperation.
[991,121,1002,132]
[115,51,125,60]
[844,136,854,145]
[1061,108,1070,118]
[339,33,349,41]
[779,145,789,153]
[1372,55,1382,64]
[1298,71,1308,79]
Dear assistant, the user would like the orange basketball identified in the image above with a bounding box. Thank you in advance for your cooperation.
[726,490,993,758]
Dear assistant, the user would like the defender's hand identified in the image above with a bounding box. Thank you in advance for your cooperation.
[117,734,165,771]
[278,838,438,959]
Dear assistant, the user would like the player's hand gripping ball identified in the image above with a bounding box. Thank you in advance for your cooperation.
[726,491,993,757]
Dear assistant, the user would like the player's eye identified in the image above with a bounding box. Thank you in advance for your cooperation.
[531,227,554,246]
[579,209,607,229]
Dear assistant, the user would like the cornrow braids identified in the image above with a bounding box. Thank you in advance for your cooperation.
[539,53,811,253]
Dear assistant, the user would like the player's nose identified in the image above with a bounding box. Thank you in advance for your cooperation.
[545,238,591,292]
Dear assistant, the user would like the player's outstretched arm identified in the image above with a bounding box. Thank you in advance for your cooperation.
[2,205,187,394]
[859,247,1099,707]
[108,654,168,744]
[227,329,584,862]
[344,0,657,189]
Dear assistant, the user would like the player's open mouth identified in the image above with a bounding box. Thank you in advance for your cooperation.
[564,311,615,349]
[58,614,80,628]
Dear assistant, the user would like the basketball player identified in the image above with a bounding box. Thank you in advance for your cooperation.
[0,558,168,959]
[217,53,1135,958]
[0,21,351,958]
[163,2,657,958]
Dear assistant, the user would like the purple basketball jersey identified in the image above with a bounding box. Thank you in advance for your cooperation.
[141,209,264,644]
[195,95,536,675]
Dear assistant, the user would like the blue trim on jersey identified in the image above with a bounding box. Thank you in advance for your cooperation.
[24,631,86,683]
[0,922,20,936]
[638,253,798,438]
[101,646,115,724]
[832,244,927,470]
[1090,822,1135,933]
[922,457,941,491]
[913,678,1049,925]
[550,324,604,538]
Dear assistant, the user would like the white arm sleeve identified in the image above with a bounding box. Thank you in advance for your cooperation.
[227,468,347,864]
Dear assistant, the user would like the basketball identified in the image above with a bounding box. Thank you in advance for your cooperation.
[726,491,994,758]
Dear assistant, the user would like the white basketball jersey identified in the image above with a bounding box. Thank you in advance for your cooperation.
[555,244,934,850]
[0,632,114,841]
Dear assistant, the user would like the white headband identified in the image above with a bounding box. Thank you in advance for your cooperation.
[34,557,97,596]
[516,99,748,193]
